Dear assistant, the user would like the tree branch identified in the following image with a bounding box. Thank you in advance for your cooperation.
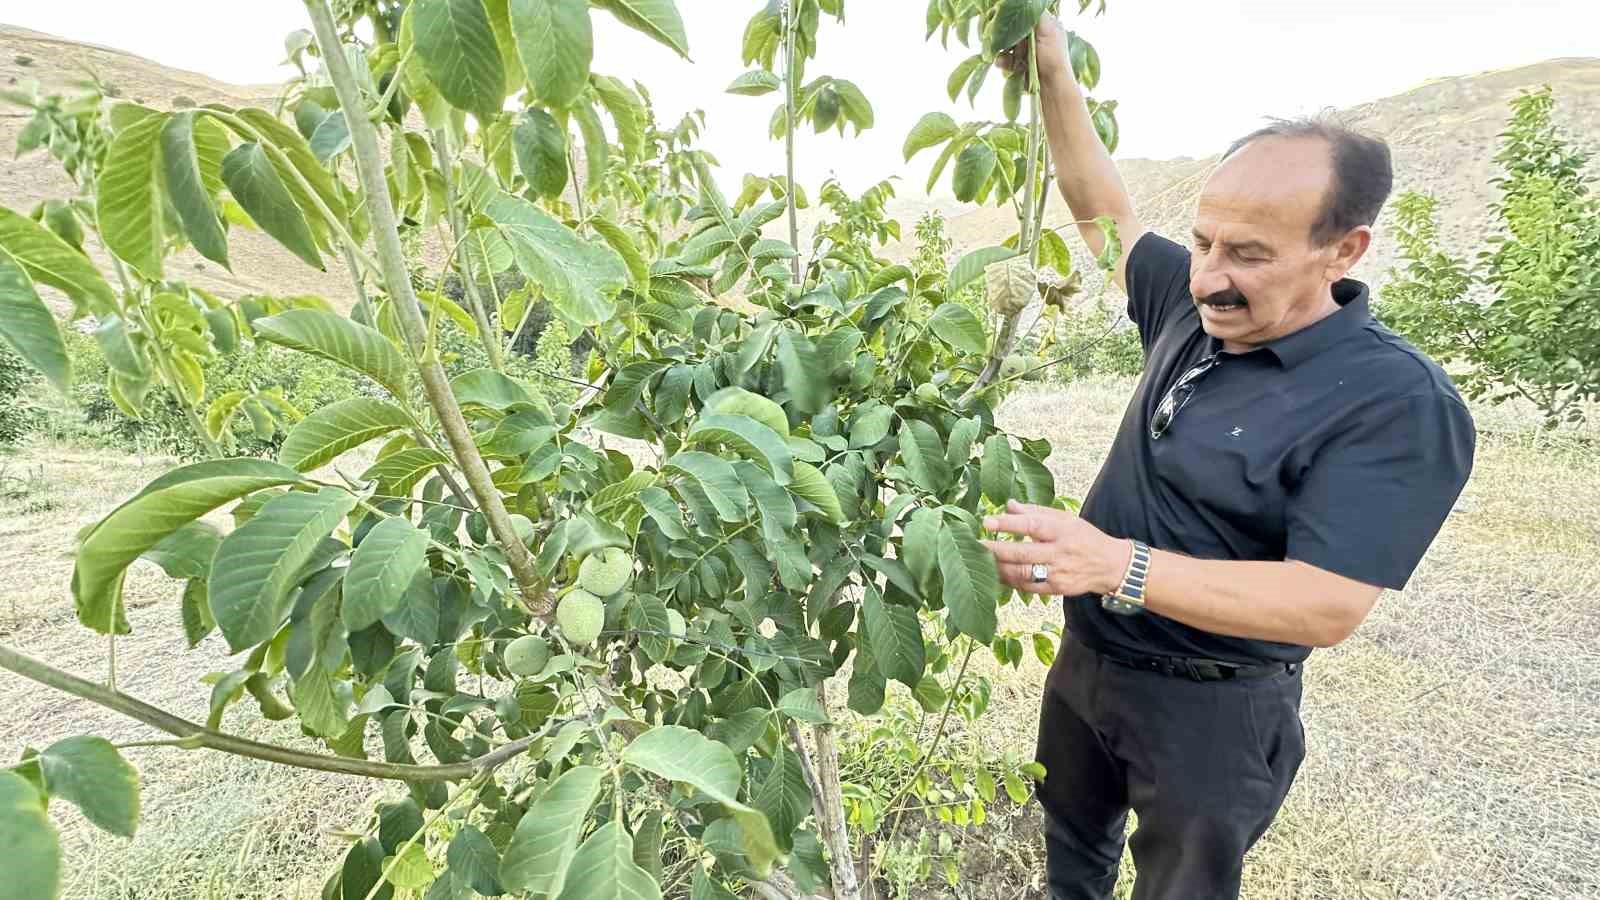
[304,0,549,615]
[0,642,533,782]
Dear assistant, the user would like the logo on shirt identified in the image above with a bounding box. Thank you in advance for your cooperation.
[1229,426,1244,438]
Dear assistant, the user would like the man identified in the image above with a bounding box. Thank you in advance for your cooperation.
[982,15,1476,900]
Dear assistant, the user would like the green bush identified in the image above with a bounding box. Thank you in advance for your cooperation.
[0,344,42,447]
[1380,87,1600,425]
[53,329,363,459]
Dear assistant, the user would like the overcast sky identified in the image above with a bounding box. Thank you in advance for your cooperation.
[7,1,1596,198]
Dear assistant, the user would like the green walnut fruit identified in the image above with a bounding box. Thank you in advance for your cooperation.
[1000,354,1028,381]
[666,608,687,641]
[578,547,633,597]
[504,635,551,677]
[914,382,940,404]
[557,590,606,646]
[508,514,537,546]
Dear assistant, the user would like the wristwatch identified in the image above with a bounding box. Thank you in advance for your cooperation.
[1100,540,1151,616]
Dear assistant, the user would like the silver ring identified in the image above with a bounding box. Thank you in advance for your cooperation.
[1029,563,1050,583]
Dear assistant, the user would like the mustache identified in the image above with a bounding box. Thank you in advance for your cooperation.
[1196,288,1248,306]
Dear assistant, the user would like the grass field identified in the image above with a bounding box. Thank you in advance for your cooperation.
[2,377,1596,899]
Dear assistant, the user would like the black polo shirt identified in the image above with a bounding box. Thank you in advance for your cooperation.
[1067,232,1476,664]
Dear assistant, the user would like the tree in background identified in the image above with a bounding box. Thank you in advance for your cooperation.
[1381,87,1600,425]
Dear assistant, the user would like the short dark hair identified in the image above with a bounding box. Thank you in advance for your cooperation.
[1222,116,1394,246]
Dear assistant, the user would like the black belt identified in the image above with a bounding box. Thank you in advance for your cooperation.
[1088,641,1300,683]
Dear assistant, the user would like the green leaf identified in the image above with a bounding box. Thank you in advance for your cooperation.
[252,309,411,397]
[447,825,505,896]
[161,111,230,269]
[788,460,845,524]
[590,216,649,292]
[97,110,168,279]
[938,522,999,642]
[293,658,350,738]
[222,142,324,270]
[0,770,58,900]
[210,487,358,652]
[592,75,646,161]
[913,676,947,713]
[947,55,984,103]
[344,517,430,631]
[988,0,1047,55]
[385,844,433,890]
[499,765,604,895]
[38,736,139,837]
[622,724,741,804]
[848,403,893,449]
[727,69,780,96]
[278,398,411,472]
[1068,30,1101,90]
[685,414,794,485]
[362,448,450,498]
[510,0,592,108]
[665,452,749,523]
[903,111,958,161]
[554,821,662,900]
[140,520,222,580]
[949,245,1018,296]
[898,419,952,494]
[308,110,351,164]
[224,107,350,232]
[980,435,1015,505]
[0,205,115,317]
[591,0,689,58]
[864,585,925,686]
[0,249,70,392]
[571,100,609,193]
[775,687,828,724]
[952,141,997,203]
[378,798,424,854]
[413,0,507,121]
[927,302,986,355]
[1014,451,1056,505]
[512,107,568,199]
[487,191,626,326]
[902,506,942,598]
[73,459,303,635]
[181,579,215,648]
[755,748,811,852]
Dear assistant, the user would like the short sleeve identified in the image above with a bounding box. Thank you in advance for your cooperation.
[1285,391,1476,590]
[1123,232,1192,350]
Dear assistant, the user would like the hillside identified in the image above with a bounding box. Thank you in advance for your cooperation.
[883,57,1600,298]
[0,25,365,306]
[3,22,1597,311]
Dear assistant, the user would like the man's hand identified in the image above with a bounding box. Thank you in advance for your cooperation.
[996,14,1069,89]
[982,500,1130,597]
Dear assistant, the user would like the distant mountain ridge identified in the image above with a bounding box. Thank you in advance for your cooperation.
[3,24,1596,308]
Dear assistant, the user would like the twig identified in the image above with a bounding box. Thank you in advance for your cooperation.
[0,642,534,782]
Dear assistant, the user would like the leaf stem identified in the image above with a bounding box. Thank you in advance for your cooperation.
[782,2,802,285]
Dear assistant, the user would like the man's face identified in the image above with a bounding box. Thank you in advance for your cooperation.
[1188,137,1361,350]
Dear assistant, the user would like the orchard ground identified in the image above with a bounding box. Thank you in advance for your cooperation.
[2,378,1596,900]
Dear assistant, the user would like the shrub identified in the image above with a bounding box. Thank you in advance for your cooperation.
[55,329,362,459]
[1380,87,1600,425]
[0,344,41,447]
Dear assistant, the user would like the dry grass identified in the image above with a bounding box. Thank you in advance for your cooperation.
[2,379,1597,899]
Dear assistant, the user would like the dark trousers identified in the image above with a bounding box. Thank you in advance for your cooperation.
[1035,634,1306,900]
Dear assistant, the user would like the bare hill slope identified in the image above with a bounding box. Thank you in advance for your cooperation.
[887,57,1600,295]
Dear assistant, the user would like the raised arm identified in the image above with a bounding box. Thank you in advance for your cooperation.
[1000,16,1144,292]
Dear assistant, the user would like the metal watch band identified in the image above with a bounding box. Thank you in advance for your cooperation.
[1100,539,1151,616]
